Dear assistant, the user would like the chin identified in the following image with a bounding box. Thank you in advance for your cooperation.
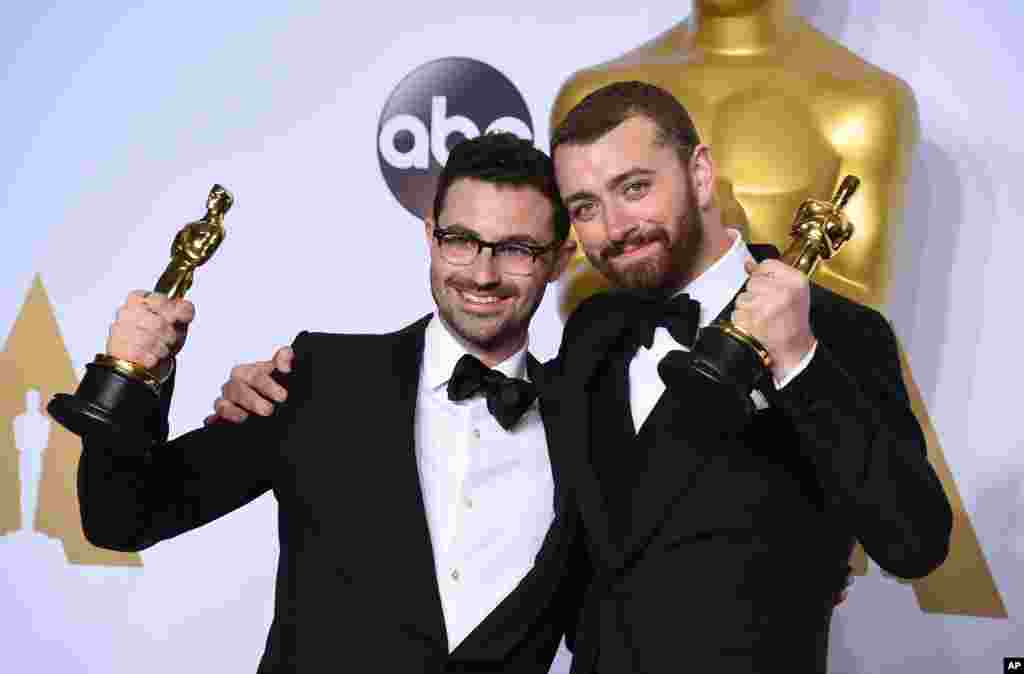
[615,258,672,291]
[454,315,505,342]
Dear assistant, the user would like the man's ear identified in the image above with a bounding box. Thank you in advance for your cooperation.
[689,144,716,210]
[424,217,435,250]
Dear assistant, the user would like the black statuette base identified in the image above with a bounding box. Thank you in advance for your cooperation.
[690,325,768,416]
[47,362,160,447]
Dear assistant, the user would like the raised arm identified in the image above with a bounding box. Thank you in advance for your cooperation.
[77,291,306,551]
[770,295,952,579]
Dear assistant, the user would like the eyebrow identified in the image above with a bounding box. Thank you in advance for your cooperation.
[438,223,546,246]
[563,168,655,206]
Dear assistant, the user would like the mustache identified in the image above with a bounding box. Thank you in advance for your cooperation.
[601,228,668,261]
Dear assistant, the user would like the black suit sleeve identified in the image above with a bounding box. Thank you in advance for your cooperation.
[77,331,311,552]
[770,302,952,579]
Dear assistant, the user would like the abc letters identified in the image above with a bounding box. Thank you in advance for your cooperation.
[379,96,532,169]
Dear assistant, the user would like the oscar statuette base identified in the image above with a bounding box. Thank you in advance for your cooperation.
[47,361,160,447]
[689,322,772,416]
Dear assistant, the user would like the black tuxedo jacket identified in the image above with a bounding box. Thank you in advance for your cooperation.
[543,245,953,674]
[78,315,587,673]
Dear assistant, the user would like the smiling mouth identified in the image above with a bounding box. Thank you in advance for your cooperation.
[614,240,661,260]
[454,287,511,311]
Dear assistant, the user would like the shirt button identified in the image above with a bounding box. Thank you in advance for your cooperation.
[451,569,460,582]
[464,496,473,509]
[472,428,481,439]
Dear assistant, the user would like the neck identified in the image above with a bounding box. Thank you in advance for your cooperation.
[673,224,734,295]
[692,0,794,55]
[471,341,523,369]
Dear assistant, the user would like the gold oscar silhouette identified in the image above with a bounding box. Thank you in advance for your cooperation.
[551,0,1004,617]
[48,185,232,446]
[1,275,140,565]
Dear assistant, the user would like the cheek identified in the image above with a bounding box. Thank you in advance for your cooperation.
[430,262,458,290]
[513,279,544,305]
[635,192,674,222]
[572,222,606,252]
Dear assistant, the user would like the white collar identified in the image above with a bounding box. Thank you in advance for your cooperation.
[672,228,753,327]
[423,314,530,391]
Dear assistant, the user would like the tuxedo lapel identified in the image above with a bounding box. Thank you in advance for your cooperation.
[615,368,730,571]
[549,299,641,571]
[357,315,447,648]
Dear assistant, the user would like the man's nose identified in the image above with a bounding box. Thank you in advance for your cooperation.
[469,248,501,285]
[605,201,636,243]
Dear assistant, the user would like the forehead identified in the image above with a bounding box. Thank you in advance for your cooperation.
[439,178,554,240]
[554,115,674,191]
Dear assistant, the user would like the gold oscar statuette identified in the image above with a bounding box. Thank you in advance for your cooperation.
[689,175,859,401]
[47,185,233,444]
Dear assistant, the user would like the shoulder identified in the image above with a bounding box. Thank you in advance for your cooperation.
[564,289,642,333]
[808,283,897,357]
[560,289,638,352]
[290,314,432,366]
[294,314,431,349]
[553,289,651,379]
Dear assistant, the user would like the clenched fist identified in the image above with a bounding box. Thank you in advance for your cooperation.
[106,290,195,378]
[731,258,816,383]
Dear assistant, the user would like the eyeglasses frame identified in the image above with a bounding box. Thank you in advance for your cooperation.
[431,225,562,274]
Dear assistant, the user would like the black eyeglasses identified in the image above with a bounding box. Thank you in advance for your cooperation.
[432,226,559,276]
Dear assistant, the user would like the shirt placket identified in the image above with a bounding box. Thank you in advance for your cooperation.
[443,398,479,635]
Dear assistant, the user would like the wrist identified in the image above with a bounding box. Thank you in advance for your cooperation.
[770,335,816,383]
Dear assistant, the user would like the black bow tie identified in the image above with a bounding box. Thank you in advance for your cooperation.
[446,354,537,430]
[631,292,701,350]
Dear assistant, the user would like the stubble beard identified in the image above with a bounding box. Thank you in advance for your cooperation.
[598,188,704,296]
[431,275,522,354]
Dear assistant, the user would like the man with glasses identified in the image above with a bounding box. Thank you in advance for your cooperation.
[76,132,587,673]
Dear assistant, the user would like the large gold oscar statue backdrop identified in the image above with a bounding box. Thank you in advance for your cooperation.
[0,276,141,566]
[552,0,1003,617]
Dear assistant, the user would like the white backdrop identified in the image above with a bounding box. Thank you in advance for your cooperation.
[2,2,1022,672]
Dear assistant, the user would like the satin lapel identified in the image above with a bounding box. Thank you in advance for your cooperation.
[615,373,725,572]
[548,306,639,572]
[364,314,447,648]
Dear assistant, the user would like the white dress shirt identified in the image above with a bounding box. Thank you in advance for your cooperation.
[629,230,817,430]
[415,316,555,651]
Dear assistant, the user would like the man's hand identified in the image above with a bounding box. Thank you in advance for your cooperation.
[106,290,195,378]
[203,346,293,425]
[731,259,816,383]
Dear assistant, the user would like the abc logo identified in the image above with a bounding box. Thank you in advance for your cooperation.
[378,57,534,219]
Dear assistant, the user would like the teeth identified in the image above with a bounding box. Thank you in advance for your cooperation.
[461,291,501,304]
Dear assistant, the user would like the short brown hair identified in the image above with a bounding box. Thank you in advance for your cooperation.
[550,81,701,164]
[434,132,570,242]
